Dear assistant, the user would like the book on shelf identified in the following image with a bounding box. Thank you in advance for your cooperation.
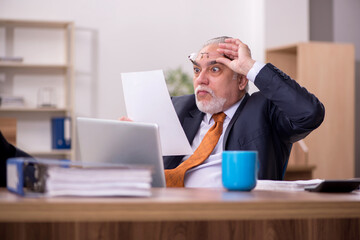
[7,158,152,197]
[0,95,25,108]
[0,56,23,62]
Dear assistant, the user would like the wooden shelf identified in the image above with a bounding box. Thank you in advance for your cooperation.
[267,42,355,179]
[0,62,68,69]
[0,19,76,160]
[0,107,69,113]
[284,165,316,181]
[286,165,316,172]
[29,150,72,157]
[266,43,298,54]
[0,19,73,28]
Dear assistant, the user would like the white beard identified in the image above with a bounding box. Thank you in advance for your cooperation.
[195,86,226,114]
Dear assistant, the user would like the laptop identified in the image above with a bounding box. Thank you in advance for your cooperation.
[76,117,166,187]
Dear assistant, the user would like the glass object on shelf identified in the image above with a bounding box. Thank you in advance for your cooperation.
[37,87,57,108]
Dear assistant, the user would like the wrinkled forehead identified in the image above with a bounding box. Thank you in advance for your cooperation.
[195,52,223,61]
[188,43,231,66]
[195,44,222,61]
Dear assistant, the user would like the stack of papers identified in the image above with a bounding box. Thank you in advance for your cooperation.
[255,179,324,191]
[45,166,152,197]
[7,158,152,197]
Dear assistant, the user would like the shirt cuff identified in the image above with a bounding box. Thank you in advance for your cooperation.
[246,61,266,82]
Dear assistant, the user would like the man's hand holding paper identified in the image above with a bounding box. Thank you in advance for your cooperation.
[121,70,193,156]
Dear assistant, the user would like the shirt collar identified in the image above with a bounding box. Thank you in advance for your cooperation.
[204,95,245,124]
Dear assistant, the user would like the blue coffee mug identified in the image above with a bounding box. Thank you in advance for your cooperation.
[222,151,258,191]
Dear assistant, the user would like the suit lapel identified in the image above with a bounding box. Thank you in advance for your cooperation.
[183,108,204,144]
[223,93,249,148]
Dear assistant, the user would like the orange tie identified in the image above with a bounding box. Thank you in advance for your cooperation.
[165,112,226,187]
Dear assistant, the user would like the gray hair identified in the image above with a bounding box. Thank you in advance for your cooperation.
[202,36,232,48]
[198,36,249,92]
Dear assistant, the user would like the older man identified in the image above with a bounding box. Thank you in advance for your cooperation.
[164,37,325,187]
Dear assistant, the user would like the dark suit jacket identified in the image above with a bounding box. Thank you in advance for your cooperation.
[163,63,325,180]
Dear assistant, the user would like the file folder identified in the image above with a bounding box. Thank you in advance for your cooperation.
[51,117,71,149]
[7,158,70,196]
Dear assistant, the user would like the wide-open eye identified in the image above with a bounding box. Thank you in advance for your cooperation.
[193,67,201,74]
[211,66,220,73]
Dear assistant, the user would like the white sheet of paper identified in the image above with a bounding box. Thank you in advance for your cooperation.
[121,70,193,156]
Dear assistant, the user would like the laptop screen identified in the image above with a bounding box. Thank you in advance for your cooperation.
[76,117,166,187]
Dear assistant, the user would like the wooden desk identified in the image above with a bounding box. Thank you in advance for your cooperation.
[0,188,360,240]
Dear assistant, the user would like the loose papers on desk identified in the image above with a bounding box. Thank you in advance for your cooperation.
[7,158,152,197]
[121,70,193,156]
[255,179,324,191]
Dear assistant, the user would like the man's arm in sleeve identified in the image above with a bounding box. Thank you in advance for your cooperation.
[217,38,325,142]
[0,131,32,187]
[252,63,325,142]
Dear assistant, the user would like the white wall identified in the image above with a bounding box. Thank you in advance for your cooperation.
[1,0,309,118]
[0,0,310,152]
[0,0,266,120]
[265,0,309,48]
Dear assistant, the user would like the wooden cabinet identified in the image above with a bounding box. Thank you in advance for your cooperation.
[0,19,75,160]
[266,42,355,179]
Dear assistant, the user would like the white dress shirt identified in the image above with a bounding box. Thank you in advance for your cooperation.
[183,99,242,187]
[183,61,265,188]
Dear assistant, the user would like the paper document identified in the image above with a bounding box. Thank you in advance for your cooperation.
[255,179,324,191]
[121,70,193,156]
[46,166,151,197]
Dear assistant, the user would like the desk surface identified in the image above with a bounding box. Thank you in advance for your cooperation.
[1,188,360,222]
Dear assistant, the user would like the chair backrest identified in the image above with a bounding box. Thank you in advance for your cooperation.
[0,118,17,146]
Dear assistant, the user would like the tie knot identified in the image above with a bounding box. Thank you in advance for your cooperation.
[212,112,226,123]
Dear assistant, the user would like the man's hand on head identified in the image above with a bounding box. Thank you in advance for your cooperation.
[216,38,255,76]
